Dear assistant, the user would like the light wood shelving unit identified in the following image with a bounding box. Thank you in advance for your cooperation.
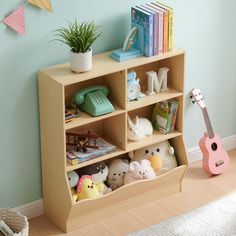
[38,48,188,232]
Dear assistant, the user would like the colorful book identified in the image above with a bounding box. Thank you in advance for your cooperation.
[146,3,163,54]
[139,5,159,55]
[131,6,154,57]
[151,2,168,53]
[156,2,174,51]
[67,157,80,166]
[152,100,179,134]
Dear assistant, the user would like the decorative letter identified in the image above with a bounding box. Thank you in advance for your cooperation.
[146,71,156,95]
[158,67,169,92]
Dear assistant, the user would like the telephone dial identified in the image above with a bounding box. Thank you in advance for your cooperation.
[72,85,114,117]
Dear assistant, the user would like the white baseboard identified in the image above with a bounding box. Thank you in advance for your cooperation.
[13,134,236,220]
[187,134,236,163]
[13,199,43,220]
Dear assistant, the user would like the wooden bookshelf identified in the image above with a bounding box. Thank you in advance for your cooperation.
[38,48,188,232]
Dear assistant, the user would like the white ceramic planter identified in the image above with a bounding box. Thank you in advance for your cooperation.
[70,49,92,73]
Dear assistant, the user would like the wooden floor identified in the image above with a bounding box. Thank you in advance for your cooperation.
[30,150,236,236]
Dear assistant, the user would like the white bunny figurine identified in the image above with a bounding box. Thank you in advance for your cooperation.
[127,115,153,141]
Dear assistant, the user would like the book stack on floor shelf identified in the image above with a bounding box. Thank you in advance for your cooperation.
[131,2,173,57]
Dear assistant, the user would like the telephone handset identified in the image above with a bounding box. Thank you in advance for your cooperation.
[73,85,114,117]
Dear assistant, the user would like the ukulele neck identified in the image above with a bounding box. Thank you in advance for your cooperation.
[202,107,214,139]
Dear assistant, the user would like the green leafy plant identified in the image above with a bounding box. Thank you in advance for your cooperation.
[54,20,101,53]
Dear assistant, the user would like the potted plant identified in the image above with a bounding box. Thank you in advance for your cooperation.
[54,20,101,73]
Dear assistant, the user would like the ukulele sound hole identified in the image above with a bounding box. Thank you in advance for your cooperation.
[211,143,218,151]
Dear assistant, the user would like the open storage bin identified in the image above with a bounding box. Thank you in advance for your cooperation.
[38,48,188,232]
[0,209,28,236]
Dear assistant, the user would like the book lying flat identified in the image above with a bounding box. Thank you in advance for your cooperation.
[66,137,116,165]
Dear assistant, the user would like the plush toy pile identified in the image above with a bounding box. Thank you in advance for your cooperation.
[67,140,177,202]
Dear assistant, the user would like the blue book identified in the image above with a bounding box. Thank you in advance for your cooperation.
[131,6,154,57]
[139,5,159,55]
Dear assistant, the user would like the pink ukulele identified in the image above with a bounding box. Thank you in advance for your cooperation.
[191,88,230,175]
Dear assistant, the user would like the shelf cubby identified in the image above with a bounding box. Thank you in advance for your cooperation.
[127,89,182,111]
[38,48,188,232]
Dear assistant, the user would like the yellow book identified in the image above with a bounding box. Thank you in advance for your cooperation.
[156,2,174,51]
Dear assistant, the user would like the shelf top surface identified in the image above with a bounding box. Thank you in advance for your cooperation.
[39,48,184,86]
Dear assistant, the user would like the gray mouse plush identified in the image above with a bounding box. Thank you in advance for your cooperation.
[79,162,111,194]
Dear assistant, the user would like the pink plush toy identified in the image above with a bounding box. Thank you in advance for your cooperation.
[124,159,156,185]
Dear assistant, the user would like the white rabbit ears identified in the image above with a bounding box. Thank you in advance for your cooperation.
[140,159,151,167]
[127,115,133,128]
[129,159,151,171]
[129,161,140,171]
[127,115,139,126]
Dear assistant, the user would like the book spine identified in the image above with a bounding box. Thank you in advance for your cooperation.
[154,12,159,55]
[168,9,173,50]
[131,7,145,55]
[155,1,173,51]
[134,7,153,57]
[143,5,159,55]
[147,14,154,56]
[162,10,168,53]
[67,158,79,165]
[148,3,164,54]
[158,11,163,54]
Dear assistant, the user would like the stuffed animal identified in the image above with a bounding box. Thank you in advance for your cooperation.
[124,161,143,185]
[67,171,79,203]
[79,162,111,194]
[128,140,177,175]
[127,115,153,141]
[77,175,101,201]
[106,159,129,190]
[124,159,156,185]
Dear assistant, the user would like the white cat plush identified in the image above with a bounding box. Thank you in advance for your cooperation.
[128,141,177,176]
[127,115,153,141]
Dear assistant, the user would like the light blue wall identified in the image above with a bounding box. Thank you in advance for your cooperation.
[0,0,236,208]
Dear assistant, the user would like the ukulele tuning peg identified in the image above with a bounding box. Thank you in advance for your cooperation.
[192,101,195,104]
[190,95,193,99]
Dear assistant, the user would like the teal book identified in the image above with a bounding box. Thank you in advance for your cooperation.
[131,6,154,57]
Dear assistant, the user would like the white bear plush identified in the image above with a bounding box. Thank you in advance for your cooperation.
[106,159,129,190]
[124,159,156,185]
[128,140,177,176]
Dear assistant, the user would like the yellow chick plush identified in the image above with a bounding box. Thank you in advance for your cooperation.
[77,175,101,201]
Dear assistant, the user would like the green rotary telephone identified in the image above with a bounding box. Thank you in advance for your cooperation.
[72,85,114,117]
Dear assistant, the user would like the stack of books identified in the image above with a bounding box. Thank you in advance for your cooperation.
[66,137,116,166]
[131,2,173,57]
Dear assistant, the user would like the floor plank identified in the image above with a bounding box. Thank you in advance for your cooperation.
[29,150,236,236]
